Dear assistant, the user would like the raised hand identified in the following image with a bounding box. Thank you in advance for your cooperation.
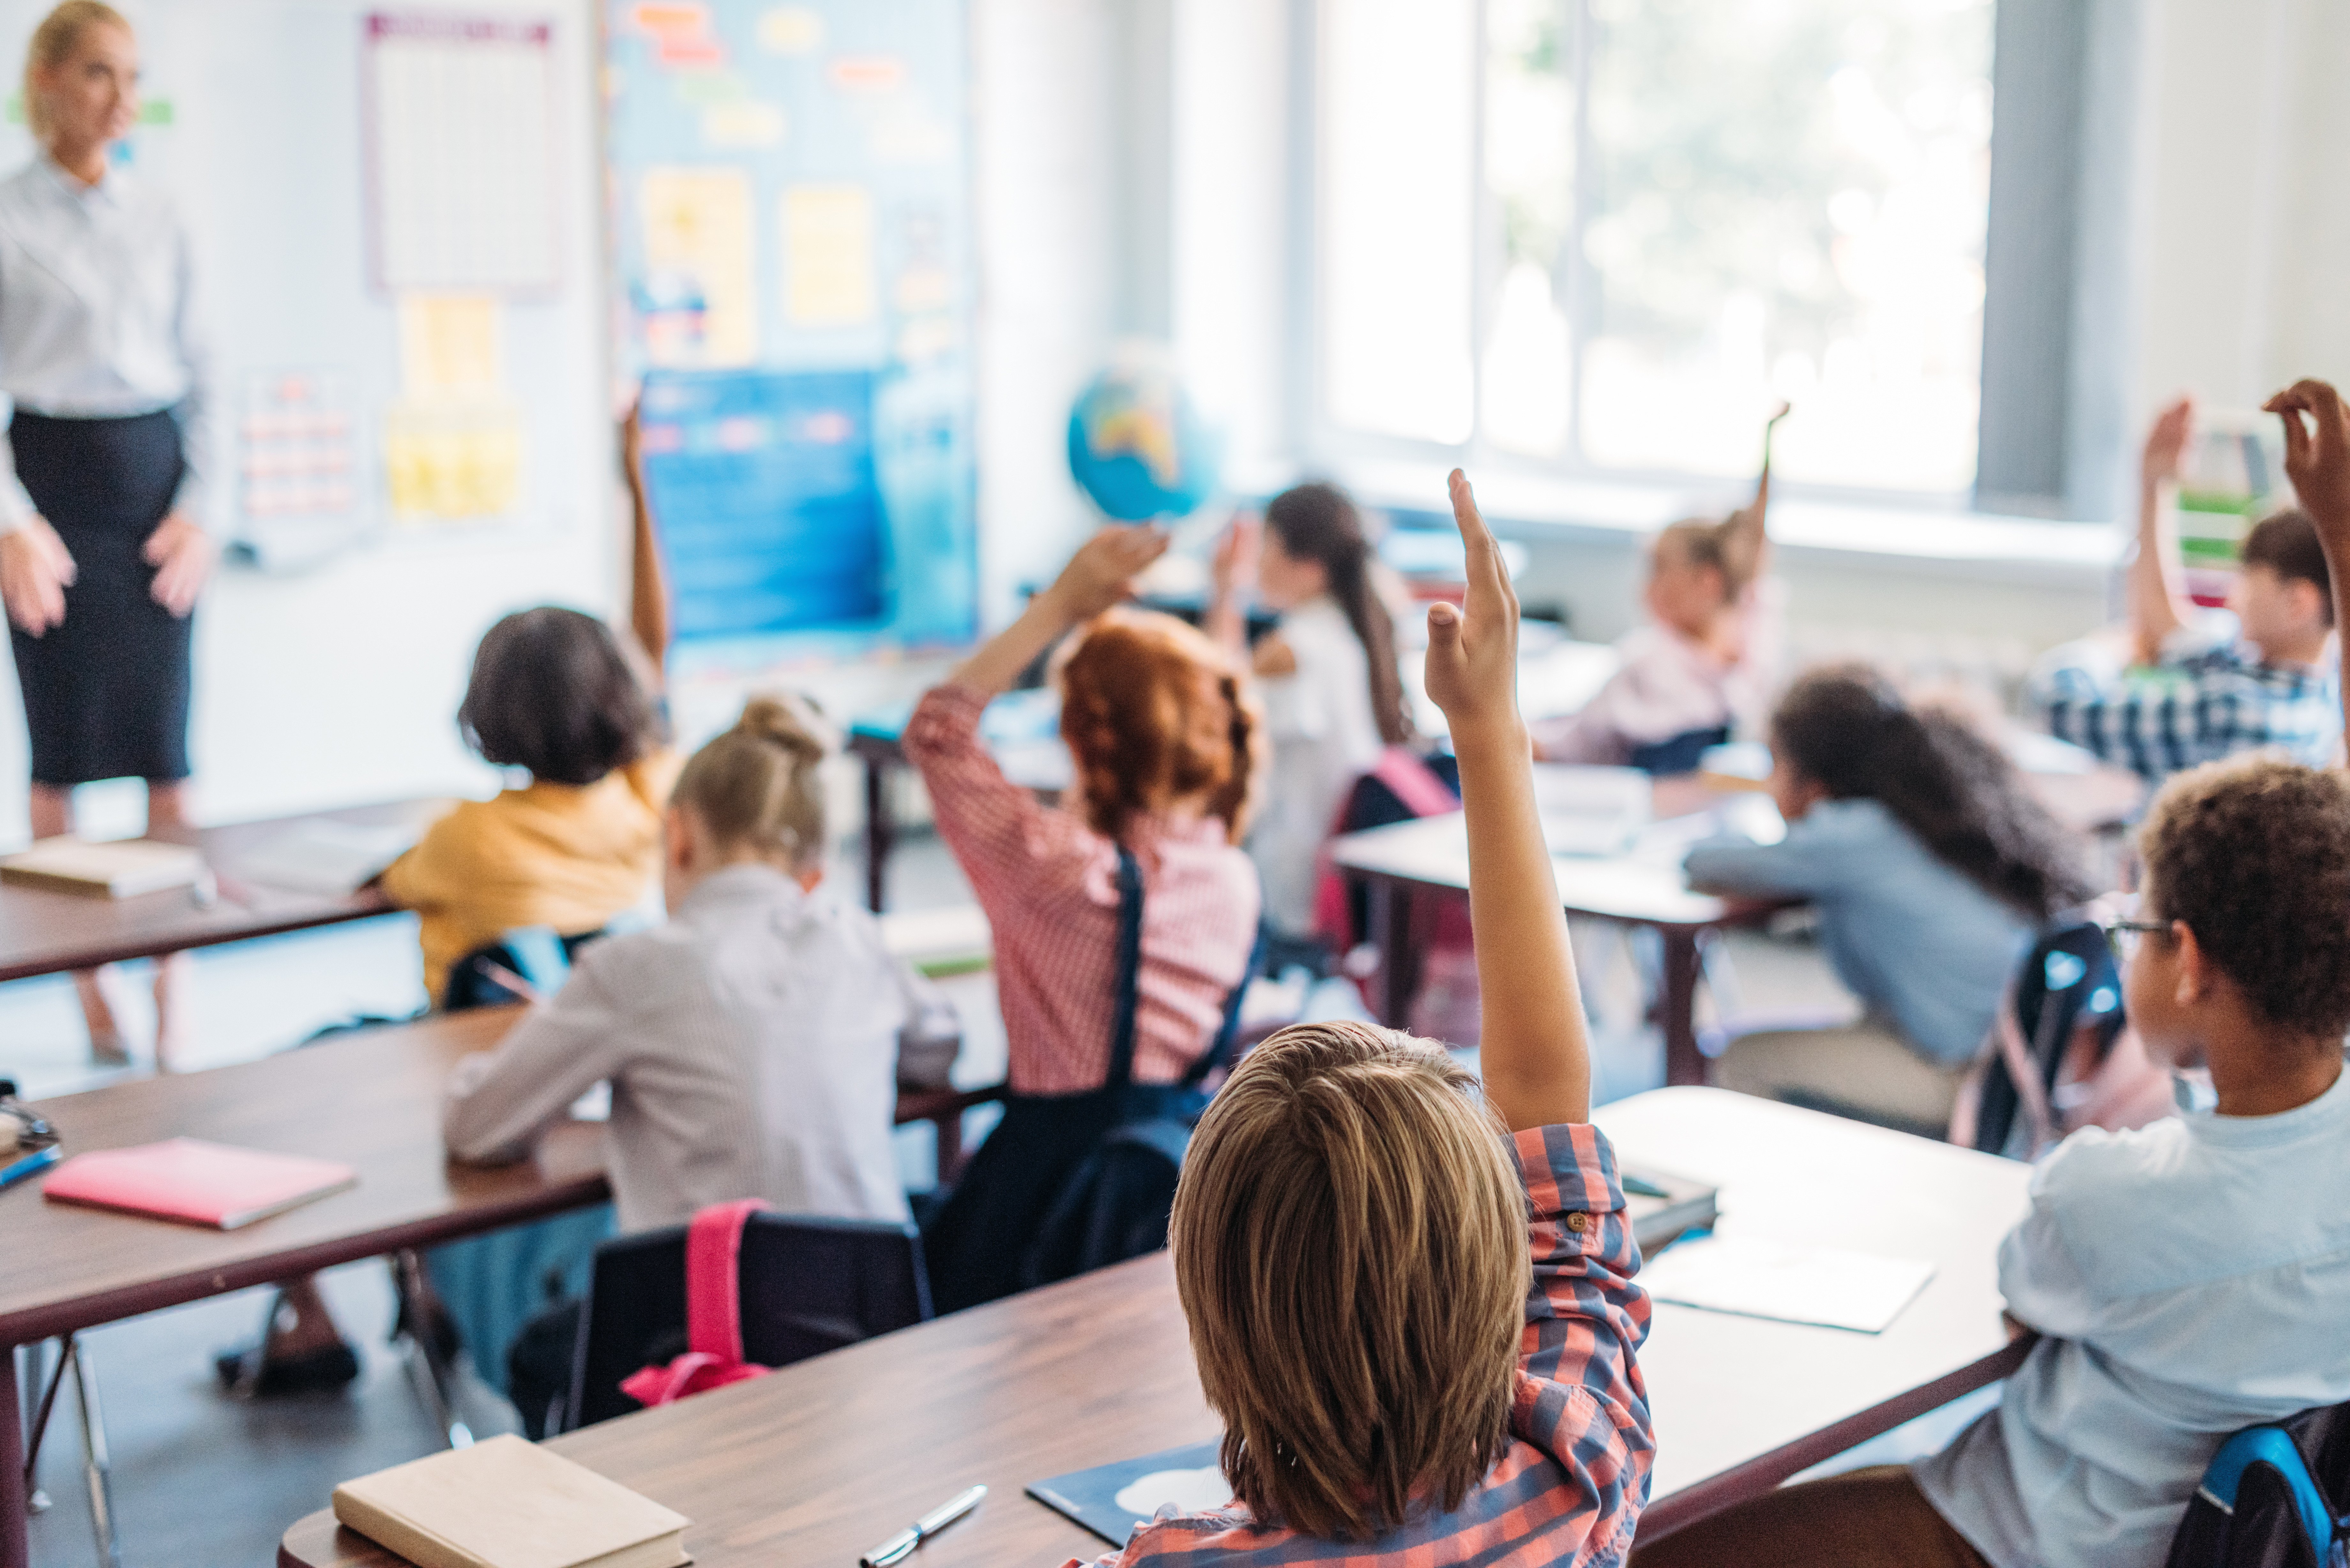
[1422,470,1521,740]
[142,511,213,618]
[1211,513,1260,599]
[0,516,76,636]
[1047,524,1171,622]
[2265,380,2350,545]
[2142,396,2195,490]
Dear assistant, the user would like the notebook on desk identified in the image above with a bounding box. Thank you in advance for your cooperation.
[42,1139,356,1229]
[332,1434,689,1568]
[0,836,205,898]
[1028,1440,1229,1547]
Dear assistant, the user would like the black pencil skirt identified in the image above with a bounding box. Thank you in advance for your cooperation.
[7,408,193,786]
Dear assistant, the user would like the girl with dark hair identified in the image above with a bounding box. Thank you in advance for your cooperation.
[1684,664,2094,1133]
[1208,481,1409,941]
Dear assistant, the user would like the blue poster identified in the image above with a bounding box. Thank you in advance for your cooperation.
[608,0,977,651]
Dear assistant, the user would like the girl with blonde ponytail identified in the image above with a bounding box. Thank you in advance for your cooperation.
[443,688,959,1263]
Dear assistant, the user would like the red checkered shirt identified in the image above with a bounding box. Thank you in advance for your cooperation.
[902,684,1262,1096]
[1065,1121,1654,1568]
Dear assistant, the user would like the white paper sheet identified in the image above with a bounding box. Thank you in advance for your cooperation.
[1638,1234,1936,1334]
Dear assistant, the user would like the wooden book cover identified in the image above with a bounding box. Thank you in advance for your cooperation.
[0,836,204,898]
[332,1435,689,1568]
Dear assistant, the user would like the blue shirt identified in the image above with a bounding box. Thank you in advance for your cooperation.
[1913,1065,2350,1568]
[1683,798,2032,1064]
[2031,618,2339,785]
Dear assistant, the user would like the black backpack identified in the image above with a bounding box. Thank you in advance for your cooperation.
[2166,1404,2350,1568]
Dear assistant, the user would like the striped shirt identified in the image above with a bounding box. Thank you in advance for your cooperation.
[2030,622,2339,784]
[1065,1122,1653,1568]
[902,683,1261,1096]
[442,863,954,1233]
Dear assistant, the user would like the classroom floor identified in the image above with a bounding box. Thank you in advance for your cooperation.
[5,837,1922,1568]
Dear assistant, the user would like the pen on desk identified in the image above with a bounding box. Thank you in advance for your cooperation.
[860,1483,986,1567]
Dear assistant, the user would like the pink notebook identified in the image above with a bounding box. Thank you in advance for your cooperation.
[43,1138,357,1229]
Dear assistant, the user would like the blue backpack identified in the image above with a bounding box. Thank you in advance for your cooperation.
[2167,1404,2350,1568]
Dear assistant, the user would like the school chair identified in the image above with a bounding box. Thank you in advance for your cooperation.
[560,1211,934,1432]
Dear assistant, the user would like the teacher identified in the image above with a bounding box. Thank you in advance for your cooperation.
[0,1,214,1063]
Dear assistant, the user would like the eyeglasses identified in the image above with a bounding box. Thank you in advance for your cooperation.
[2104,919,2172,962]
[0,1080,55,1151]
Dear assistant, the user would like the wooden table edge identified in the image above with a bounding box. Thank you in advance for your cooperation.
[0,889,397,984]
[1635,1337,2031,1541]
[0,1172,610,1347]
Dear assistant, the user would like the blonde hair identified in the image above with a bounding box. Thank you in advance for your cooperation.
[671,693,833,871]
[1653,508,1765,605]
[23,1,127,143]
[1057,607,1262,845]
[1170,1021,1529,1540]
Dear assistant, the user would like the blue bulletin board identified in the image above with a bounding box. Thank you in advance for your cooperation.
[607,0,978,652]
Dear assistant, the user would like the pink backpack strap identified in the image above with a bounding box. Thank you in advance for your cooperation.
[1367,747,1460,819]
[685,1199,767,1362]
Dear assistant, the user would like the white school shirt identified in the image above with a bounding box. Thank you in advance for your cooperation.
[443,864,954,1233]
[1912,1063,2350,1568]
[1247,593,1385,937]
[0,155,209,530]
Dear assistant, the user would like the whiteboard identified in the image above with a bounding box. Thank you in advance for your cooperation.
[0,0,616,830]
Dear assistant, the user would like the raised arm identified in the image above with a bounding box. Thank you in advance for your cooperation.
[1205,513,1259,656]
[2265,379,2350,730]
[622,403,671,680]
[947,524,1170,698]
[1423,471,1589,1128]
[2128,397,2196,665]
[1718,399,1790,594]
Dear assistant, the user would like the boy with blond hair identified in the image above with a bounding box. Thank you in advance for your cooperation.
[1070,473,1653,1565]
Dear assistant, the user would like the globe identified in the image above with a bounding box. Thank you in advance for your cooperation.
[1066,362,1220,521]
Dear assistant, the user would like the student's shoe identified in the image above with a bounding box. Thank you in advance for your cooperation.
[213,1338,361,1398]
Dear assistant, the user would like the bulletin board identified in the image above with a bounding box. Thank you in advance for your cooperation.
[606,0,979,657]
[0,0,612,564]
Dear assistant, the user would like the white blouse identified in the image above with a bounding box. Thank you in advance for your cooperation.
[1248,593,1387,937]
[0,155,208,530]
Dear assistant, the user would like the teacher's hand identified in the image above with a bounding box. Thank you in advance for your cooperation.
[143,511,214,618]
[0,516,76,637]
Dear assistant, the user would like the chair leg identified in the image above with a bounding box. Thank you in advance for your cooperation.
[391,1252,474,1451]
[16,1342,53,1516]
[69,1338,122,1568]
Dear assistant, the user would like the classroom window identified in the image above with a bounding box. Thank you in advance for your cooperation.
[1314,0,1995,494]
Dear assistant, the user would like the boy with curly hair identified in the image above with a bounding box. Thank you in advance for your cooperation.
[1634,381,2350,1568]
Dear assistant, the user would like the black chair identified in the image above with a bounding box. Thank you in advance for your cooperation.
[561,1212,933,1431]
[1969,919,2125,1157]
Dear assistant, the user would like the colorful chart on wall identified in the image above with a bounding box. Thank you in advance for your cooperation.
[608,0,978,655]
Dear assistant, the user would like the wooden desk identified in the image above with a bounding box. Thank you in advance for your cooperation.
[1332,787,1763,1087]
[279,1088,2031,1566]
[0,798,448,984]
[0,1008,605,1568]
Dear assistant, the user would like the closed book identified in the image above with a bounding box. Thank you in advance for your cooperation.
[0,836,205,898]
[1624,1166,1718,1256]
[332,1435,690,1568]
[42,1139,356,1229]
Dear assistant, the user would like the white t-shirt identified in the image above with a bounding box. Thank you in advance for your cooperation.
[1248,594,1386,937]
[1912,1064,2350,1568]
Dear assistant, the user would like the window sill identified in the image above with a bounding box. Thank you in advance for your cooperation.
[1255,457,2123,588]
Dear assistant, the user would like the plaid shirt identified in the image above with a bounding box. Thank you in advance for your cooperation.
[2031,627,2339,784]
[1066,1122,1653,1568]
[902,684,1261,1096]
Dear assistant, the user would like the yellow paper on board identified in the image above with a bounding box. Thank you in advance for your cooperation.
[396,295,503,399]
[782,185,876,327]
[641,167,758,367]
[383,401,523,521]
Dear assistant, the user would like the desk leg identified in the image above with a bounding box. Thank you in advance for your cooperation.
[1368,880,1422,1029]
[1659,929,1706,1088]
[0,1342,25,1568]
[863,756,896,914]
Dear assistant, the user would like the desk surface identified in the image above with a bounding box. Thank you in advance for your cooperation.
[0,798,450,984]
[281,1087,2030,1566]
[0,1008,605,1346]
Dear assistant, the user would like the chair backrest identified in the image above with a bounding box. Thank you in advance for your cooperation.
[1969,920,2125,1157]
[2164,1402,2350,1568]
[564,1211,932,1431]
[443,926,596,1013]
